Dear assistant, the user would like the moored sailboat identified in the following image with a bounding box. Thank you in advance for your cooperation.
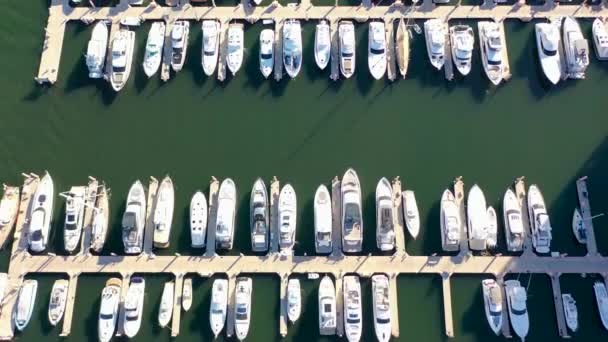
[395,18,410,78]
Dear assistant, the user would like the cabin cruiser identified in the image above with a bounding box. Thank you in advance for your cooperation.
[279,184,297,254]
[467,184,488,251]
[28,172,54,253]
[440,189,460,252]
[339,21,356,79]
[153,176,174,248]
[368,21,387,80]
[0,186,19,249]
[314,184,332,254]
[527,185,552,254]
[259,29,274,79]
[562,293,578,332]
[572,208,587,244]
[158,281,174,328]
[170,21,190,72]
[250,178,269,252]
[450,25,474,76]
[319,275,337,335]
[63,187,85,253]
[535,23,562,85]
[227,23,244,75]
[342,168,363,253]
[375,178,395,252]
[122,181,146,254]
[403,190,420,239]
[505,280,529,340]
[372,274,391,342]
[486,206,497,249]
[396,18,410,78]
[592,18,608,60]
[478,21,504,85]
[503,189,524,252]
[287,278,301,322]
[14,279,38,331]
[234,277,252,341]
[190,191,208,248]
[86,21,109,79]
[216,178,237,250]
[90,184,110,253]
[48,279,68,326]
[142,21,165,77]
[109,29,135,92]
[123,276,145,338]
[315,20,331,70]
[481,279,503,335]
[562,17,589,79]
[283,20,303,78]
[424,19,447,70]
[594,282,608,330]
[210,279,228,337]
[98,278,121,342]
[182,277,192,311]
[202,20,221,76]
[343,275,362,342]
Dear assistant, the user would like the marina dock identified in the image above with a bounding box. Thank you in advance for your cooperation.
[161,20,175,82]
[549,273,570,338]
[216,20,230,82]
[329,19,340,82]
[388,274,400,338]
[441,274,454,338]
[330,176,342,256]
[279,274,288,337]
[60,273,79,337]
[391,178,406,255]
[225,274,237,338]
[495,275,512,338]
[496,20,512,81]
[385,18,397,82]
[576,176,598,256]
[115,272,132,336]
[443,22,454,82]
[171,274,184,337]
[79,177,98,255]
[143,177,159,255]
[274,20,284,82]
[515,177,534,256]
[204,178,219,257]
[270,177,280,254]
[453,177,468,255]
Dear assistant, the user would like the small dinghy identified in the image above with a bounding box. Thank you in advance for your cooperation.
[486,206,497,249]
[402,190,420,239]
[315,20,331,70]
[48,279,69,326]
[190,191,208,248]
[481,279,503,335]
[14,280,38,331]
[287,278,301,323]
[158,281,174,328]
[571,208,587,244]
[562,293,578,332]
[182,277,193,312]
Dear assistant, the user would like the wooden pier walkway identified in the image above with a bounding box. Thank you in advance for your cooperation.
[388,274,400,338]
[392,177,406,255]
[497,20,512,81]
[161,20,175,82]
[274,20,284,82]
[216,20,230,82]
[495,275,512,338]
[205,178,219,257]
[144,177,159,255]
[454,177,468,254]
[330,176,342,256]
[576,176,598,256]
[60,273,79,336]
[549,273,570,338]
[270,177,280,254]
[443,21,454,81]
[225,274,237,338]
[79,177,98,255]
[171,274,184,337]
[385,18,397,82]
[115,272,132,336]
[279,274,289,337]
[515,177,534,256]
[329,18,340,81]
[441,274,454,338]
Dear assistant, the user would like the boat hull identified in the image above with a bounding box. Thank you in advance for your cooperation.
[314,185,332,254]
[341,168,363,253]
[190,191,208,248]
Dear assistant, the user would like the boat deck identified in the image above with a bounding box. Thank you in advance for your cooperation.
[385,18,397,81]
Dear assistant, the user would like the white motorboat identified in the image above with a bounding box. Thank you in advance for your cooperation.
[279,184,297,254]
[424,19,447,70]
[48,279,68,326]
[339,21,356,79]
[503,188,524,252]
[190,191,208,248]
[343,275,362,342]
[314,184,332,254]
[123,276,145,338]
[0,185,19,249]
[527,185,552,254]
[158,281,174,328]
[342,168,363,253]
[371,274,391,342]
[250,178,269,253]
[481,279,503,335]
[259,29,274,79]
[122,180,146,254]
[86,21,109,79]
[28,172,54,253]
[562,293,578,332]
[478,21,504,85]
[202,20,221,76]
[395,18,410,78]
[142,21,165,78]
[315,20,331,70]
[318,275,337,335]
[535,23,562,85]
[14,279,38,331]
[440,189,460,252]
[170,21,190,72]
[153,176,175,248]
[594,282,608,330]
[90,184,110,253]
[109,29,135,92]
[375,178,395,252]
[98,278,121,342]
[234,277,252,341]
[227,23,244,75]
[505,279,529,340]
[287,278,301,322]
[572,208,587,244]
[562,16,589,79]
[403,190,420,239]
[63,187,85,253]
[450,25,474,76]
[467,184,488,251]
[210,278,228,337]
[592,18,608,60]
[215,178,237,250]
[283,19,303,78]
[486,206,497,249]
[368,21,387,80]
[182,277,192,312]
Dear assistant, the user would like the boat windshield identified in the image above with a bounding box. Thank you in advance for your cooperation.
[488,59,501,66]
[204,50,216,56]
[31,229,43,241]
[344,203,361,232]
[323,303,333,313]
[236,307,248,320]
[371,47,385,55]
[113,66,126,73]
[100,313,114,320]
[342,52,354,58]
[377,317,390,324]
[541,39,557,56]
[346,317,360,324]
[261,53,272,60]
[212,308,224,314]
[512,307,527,315]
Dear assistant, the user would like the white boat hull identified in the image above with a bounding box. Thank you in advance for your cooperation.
[314,184,332,254]
[153,176,175,248]
[28,172,54,253]
[190,191,208,248]
[143,21,165,78]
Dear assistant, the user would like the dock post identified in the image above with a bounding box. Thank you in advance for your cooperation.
[115,273,132,336]
[388,274,400,338]
[335,274,344,337]
[0,275,24,340]
[330,177,342,257]
[274,20,284,82]
[79,178,99,255]
[205,178,219,257]
[143,177,159,255]
[549,273,570,338]
[270,177,280,254]
[514,178,534,257]
[494,275,512,338]
[60,273,80,337]
[454,177,468,255]
[385,18,397,81]
[392,177,406,255]
[171,273,184,337]
[226,274,237,337]
[279,273,289,337]
[576,177,599,256]
[441,273,454,338]
[329,18,340,81]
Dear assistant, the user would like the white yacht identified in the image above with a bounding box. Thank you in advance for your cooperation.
[535,23,562,85]
[279,184,297,254]
[343,275,362,342]
[440,189,460,252]
[182,277,192,312]
[158,281,174,328]
[562,16,589,79]
[478,21,504,85]
[259,29,274,79]
[28,172,54,253]
[503,188,524,252]
[562,293,578,332]
[234,277,252,341]
[594,282,608,330]
[450,25,474,76]
[339,21,356,79]
[396,18,410,78]
[375,178,395,252]
[210,278,228,337]
[486,206,497,249]
[109,29,135,92]
[98,278,121,342]
[283,19,303,78]
[342,168,363,253]
[142,22,165,78]
[403,190,420,239]
[592,18,608,60]
[48,279,68,326]
[371,274,391,342]
[318,275,337,335]
[90,184,110,253]
[86,21,109,79]
[368,21,387,80]
[314,184,332,254]
[153,176,174,248]
[122,180,146,254]
[250,178,269,253]
[14,279,38,331]
[315,20,331,70]
[227,23,244,75]
[424,19,447,70]
[505,280,529,340]
[216,178,237,250]
[190,191,208,248]
[287,278,301,322]
[527,185,552,254]
[0,186,19,249]
[481,279,503,335]
[202,20,221,76]
[170,21,190,72]
[123,276,145,338]
[572,208,587,244]
[63,187,85,253]
[467,184,488,251]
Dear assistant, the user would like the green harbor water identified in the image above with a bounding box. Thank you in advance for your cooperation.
[2,0,608,341]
